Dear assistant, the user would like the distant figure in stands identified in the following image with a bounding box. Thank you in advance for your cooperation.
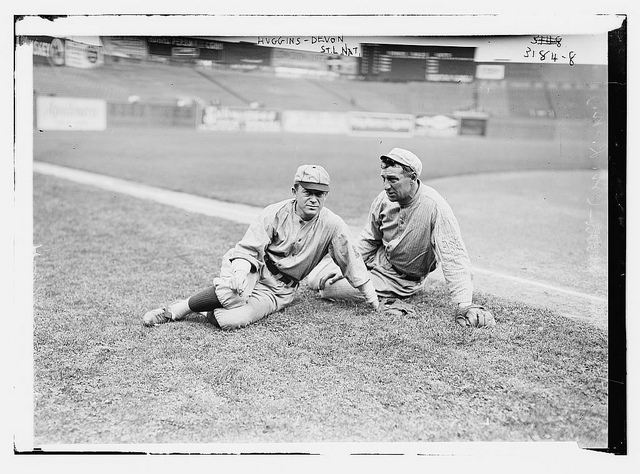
[307,148,495,328]
[143,165,379,330]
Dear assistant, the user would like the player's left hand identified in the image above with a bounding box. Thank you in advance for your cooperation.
[319,271,344,289]
[455,304,496,328]
[230,258,252,296]
[229,270,248,296]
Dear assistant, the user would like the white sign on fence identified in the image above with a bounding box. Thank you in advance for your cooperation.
[36,96,107,131]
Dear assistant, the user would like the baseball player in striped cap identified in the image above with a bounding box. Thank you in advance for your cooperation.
[307,148,495,327]
[143,164,379,330]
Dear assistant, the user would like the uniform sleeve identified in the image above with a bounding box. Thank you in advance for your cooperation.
[431,203,474,304]
[226,207,275,272]
[328,219,371,288]
[358,195,384,265]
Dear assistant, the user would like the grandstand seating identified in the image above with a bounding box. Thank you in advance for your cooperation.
[32,57,607,123]
[504,62,544,81]
[196,67,355,111]
[476,81,510,116]
[33,61,247,107]
[319,79,413,113]
[548,86,608,120]
[541,64,606,86]
[406,82,476,115]
[302,79,477,115]
[506,83,554,117]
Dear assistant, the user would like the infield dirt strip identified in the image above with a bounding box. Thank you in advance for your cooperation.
[33,162,608,331]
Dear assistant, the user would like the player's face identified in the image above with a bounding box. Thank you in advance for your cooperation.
[292,185,328,220]
[381,167,414,202]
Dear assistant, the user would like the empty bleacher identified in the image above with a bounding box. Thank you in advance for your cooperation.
[548,85,608,120]
[506,83,554,117]
[406,82,476,115]
[303,79,477,115]
[503,62,545,81]
[32,56,607,126]
[33,61,248,107]
[198,67,355,111]
[318,79,414,113]
[476,81,510,116]
[541,63,606,86]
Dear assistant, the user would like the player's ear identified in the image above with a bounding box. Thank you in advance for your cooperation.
[291,186,297,197]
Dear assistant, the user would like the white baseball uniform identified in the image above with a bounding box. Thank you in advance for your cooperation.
[212,198,372,329]
[308,181,473,304]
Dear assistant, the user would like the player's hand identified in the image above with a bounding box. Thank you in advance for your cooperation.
[319,271,344,289]
[356,281,380,312]
[455,304,496,328]
[229,270,248,296]
[230,258,252,296]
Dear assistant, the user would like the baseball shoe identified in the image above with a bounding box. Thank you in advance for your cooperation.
[142,306,173,326]
[142,300,188,326]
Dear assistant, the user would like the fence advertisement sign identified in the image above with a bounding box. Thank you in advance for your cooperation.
[415,114,460,137]
[199,107,282,132]
[36,96,107,131]
[476,64,506,80]
[347,112,415,137]
[63,39,104,68]
[281,110,347,134]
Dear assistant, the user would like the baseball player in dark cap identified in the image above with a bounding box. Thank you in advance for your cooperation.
[143,164,379,330]
[307,148,495,328]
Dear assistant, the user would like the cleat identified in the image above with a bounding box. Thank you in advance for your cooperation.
[143,306,173,326]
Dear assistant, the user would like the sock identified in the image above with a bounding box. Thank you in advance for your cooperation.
[168,299,192,320]
[187,286,222,312]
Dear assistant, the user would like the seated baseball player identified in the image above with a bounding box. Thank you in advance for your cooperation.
[143,164,379,330]
[307,148,495,328]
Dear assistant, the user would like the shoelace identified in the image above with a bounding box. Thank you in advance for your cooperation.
[152,306,171,323]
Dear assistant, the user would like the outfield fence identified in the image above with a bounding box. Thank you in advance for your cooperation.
[35,94,597,141]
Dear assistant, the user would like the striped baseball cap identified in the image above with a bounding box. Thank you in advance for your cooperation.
[294,165,330,192]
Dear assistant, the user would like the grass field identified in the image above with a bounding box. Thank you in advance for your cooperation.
[33,129,609,299]
[32,172,608,447]
[33,129,606,223]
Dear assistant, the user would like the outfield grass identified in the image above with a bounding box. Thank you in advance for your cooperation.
[33,129,606,223]
[33,128,609,301]
[33,173,607,447]
[432,170,608,298]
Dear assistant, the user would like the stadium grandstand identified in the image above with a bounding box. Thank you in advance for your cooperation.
[30,35,607,138]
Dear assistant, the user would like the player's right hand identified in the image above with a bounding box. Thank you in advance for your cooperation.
[319,272,344,289]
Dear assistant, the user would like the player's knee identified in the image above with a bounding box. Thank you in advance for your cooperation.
[218,319,244,331]
[213,307,256,331]
[214,282,250,308]
[216,316,251,331]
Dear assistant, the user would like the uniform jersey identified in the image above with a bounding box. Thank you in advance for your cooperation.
[359,181,473,303]
[227,198,370,289]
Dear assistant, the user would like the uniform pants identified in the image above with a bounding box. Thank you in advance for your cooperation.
[307,254,426,300]
[212,256,298,330]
